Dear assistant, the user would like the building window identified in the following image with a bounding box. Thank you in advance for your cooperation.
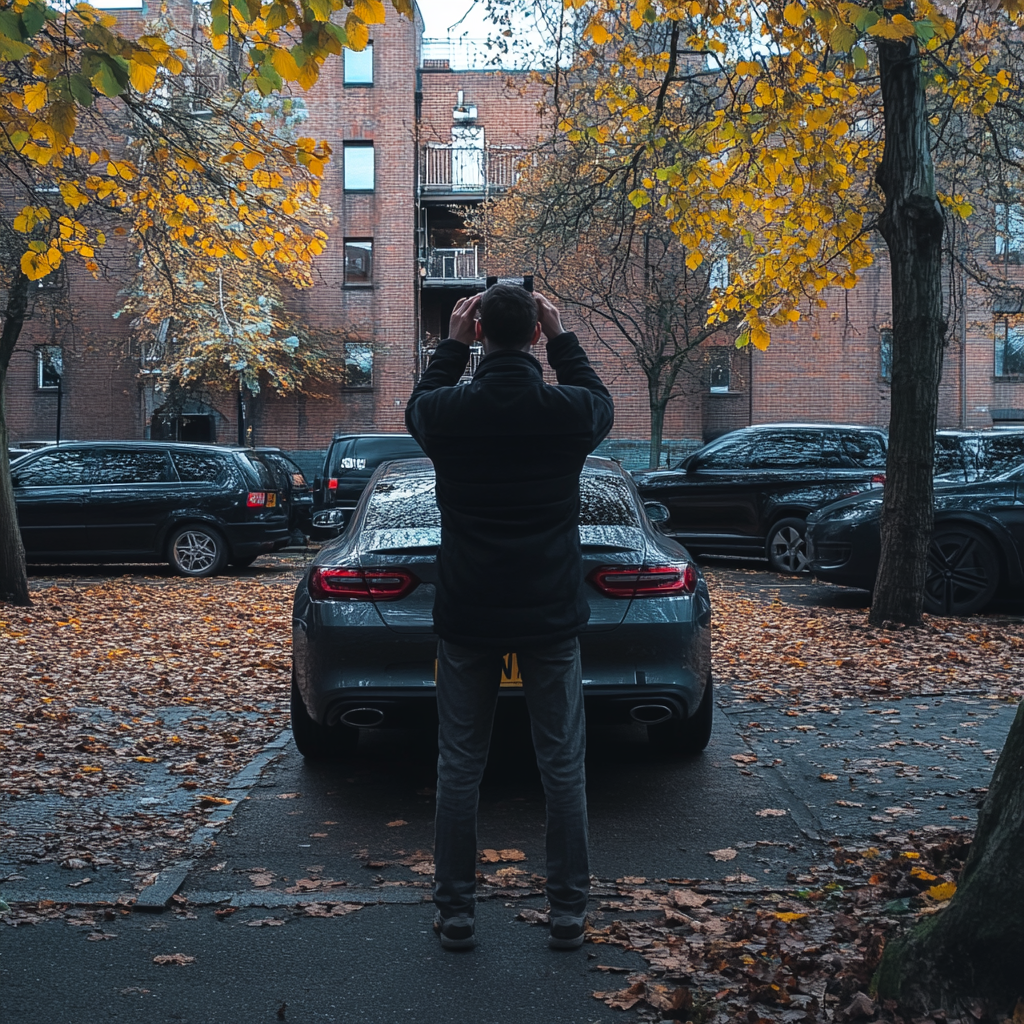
[344,42,373,85]
[880,328,893,381]
[36,346,62,390]
[344,343,373,388]
[995,202,1024,261]
[344,240,373,286]
[995,319,1024,377]
[708,349,730,393]
[708,257,729,291]
[343,143,374,191]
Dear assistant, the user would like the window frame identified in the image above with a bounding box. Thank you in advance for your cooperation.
[995,202,1024,262]
[36,346,62,390]
[343,238,373,287]
[343,42,373,86]
[708,349,731,394]
[343,142,375,192]
[995,318,1024,378]
[343,342,374,390]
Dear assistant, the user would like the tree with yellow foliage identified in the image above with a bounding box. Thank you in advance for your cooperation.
[548,0,1024,1006]
[0,0,412,605]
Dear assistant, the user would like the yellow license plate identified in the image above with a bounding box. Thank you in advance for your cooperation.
[266,493,277,507]
[500,653,522,687]
[432,654,523,687]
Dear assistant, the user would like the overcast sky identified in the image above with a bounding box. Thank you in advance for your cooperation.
[417,0,494,39]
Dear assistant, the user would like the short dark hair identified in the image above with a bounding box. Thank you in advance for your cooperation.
[479,284,538,349]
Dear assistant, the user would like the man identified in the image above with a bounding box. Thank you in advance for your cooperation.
[405,285,614,952]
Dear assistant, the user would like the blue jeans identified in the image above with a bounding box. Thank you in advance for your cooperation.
[433,638,589,924]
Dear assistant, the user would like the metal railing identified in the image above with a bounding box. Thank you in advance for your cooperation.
[420,343,483,381]
[425,247,480,280]
[420,145,528,192]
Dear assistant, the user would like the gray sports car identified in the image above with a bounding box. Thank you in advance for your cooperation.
[291,457,713,759]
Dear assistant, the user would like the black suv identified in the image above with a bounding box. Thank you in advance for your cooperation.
[632,423,888,572]
[315,434,425,519]
[11,442,290,576]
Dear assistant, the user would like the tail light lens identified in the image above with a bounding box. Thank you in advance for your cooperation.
[327,478,339,490]
[588,563,698,599]
[247,491,266,507]
[310,566,420,602]
[871,474,886,485]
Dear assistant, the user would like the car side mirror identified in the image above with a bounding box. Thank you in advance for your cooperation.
[682,455,699,473]
[312,509,346,527]
[312,476,321,491]
[643,501,670,524]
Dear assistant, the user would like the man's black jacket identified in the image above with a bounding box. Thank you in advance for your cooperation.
[405,333,614,648]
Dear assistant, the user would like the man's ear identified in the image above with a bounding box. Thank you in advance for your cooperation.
[474,318,484,342]
[530,322,542,347]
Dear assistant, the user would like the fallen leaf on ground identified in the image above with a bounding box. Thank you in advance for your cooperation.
[246,918,286,927]
[277,793,300,800]
[730,754,757,764]
[153,954,195,965]
[248,873,274,887]
[516,908,549,925]
[199,795,231,807]
[671,889,710,909]
[709,848,737,861]
[86,931,117,941]
[755,808,787,817]
[386,820,408,828]
[820,773,839,781]
[408,861,434,875]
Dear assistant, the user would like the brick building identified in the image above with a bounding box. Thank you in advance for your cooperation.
[5,3,1024,466]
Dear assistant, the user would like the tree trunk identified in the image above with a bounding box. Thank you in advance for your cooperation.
[874,700,1024,1013]
[869,28,946,628]
[0,271,31,607]
[648,388,667,469]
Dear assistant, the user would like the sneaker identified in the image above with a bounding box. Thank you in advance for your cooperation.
[433,911,476,951]
[548,917,586,950]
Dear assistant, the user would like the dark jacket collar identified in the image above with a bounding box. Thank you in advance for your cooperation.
[473,348,544,382]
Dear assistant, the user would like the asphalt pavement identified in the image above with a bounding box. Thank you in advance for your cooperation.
[2,559,1019,1024]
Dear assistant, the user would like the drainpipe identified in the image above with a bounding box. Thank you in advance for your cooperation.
[747,345,753,426]
[960,246,968,428]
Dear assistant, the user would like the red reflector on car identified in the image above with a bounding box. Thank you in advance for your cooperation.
[247,491,266,507]
[871,474,886,484]
[588,564,698,599]
[327,478,339,490]
[310,566,420,602]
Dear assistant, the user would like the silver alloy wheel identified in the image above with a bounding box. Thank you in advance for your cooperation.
[768,524,809,573]
[173,530,220,575]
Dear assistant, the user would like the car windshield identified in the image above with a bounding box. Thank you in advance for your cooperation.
[360,467,641,544]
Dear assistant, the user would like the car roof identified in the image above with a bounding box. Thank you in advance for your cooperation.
[719,423,885,436]
[330,433,415,442]
[373,454,629,482]
[15,441,253,455]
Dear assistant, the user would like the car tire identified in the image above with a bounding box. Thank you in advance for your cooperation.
[766,517,810,574]
[168,525,227,578]
[923,526,1000,616]
[647,675,714,756]
[232,555,259,568]
[290,672,359,761]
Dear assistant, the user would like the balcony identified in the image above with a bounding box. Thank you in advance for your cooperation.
[420,145,528,195]
[420,342,482,382]
[423,246,482,286]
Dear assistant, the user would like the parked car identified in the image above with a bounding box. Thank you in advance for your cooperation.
[314,434,426,519]
[632,424,888,573]
[10,442,289,576]
[934,429,1024,483]
[291,457,713,759]
[256,447,314,543]
[806,461,1024,614]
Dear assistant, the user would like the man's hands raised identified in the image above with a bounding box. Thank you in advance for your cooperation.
[535,294,566,341]
[447,294,482,346]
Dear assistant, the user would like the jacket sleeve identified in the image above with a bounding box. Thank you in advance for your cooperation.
[405,339,471,451]
[546,332,614,451]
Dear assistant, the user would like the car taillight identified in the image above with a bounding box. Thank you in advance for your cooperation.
[309,566,420,602]
[247,491,266,507]
[588,564,698,599]
[327,478,338,490]
[871,474,886,485]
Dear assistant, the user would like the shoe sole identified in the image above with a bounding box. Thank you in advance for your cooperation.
[439,933,477,951]
[548,933,585,950]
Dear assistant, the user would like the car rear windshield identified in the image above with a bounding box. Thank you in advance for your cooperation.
[362,471,641,531]
[841,431,887,468]
[936,433,1024,480]
[329,436,424,476]
[172,451,236,486]
[242,453,278,490]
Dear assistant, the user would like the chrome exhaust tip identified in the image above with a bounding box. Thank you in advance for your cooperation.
[339,707,385,728]
[629,704,674,726]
